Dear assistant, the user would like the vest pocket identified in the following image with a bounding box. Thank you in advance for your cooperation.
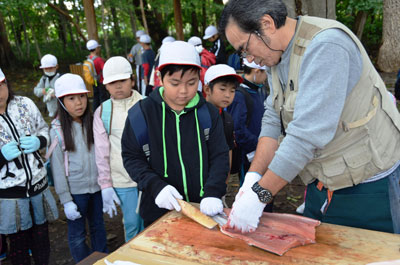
[343,141,371,184]
[321,157,353,189]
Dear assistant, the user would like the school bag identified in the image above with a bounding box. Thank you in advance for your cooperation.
[45,118,70,176]
[83,55,98,86]
[230,84,254,174]
[128,101,211,160]
[100,99,113,134]
[395,69,400,101]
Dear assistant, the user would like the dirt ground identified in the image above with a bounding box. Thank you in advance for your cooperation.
[0,69,397,265]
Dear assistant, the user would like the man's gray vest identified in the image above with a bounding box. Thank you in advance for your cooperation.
[271,16,400,191]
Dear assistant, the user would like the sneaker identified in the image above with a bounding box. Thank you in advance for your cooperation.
[28,249,32,256]
[0,252,6,261]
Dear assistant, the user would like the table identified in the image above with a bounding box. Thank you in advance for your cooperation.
[94,211,400,264]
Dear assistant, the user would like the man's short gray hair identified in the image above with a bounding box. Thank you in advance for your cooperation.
[219,0,287,37]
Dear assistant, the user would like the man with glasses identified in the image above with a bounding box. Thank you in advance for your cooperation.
[219,0,400,234]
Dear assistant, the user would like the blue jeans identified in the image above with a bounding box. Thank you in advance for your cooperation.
[388,164,400,234]
[114,187,144,242]
[67,191,108,262]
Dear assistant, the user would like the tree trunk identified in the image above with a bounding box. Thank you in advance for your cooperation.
[83,0,99,41]
[31,28,42,61]
[173,0,184,40]
[377,0,400,72]
[7,15,23,58]
[100,0,111,58]
[110,6,121,39]
[202,1,206,35]
[133,0,168,46]
[48,3,88,43]
[0,11,15,67]
[191,4,199,37]
[353,10,368,40]
[58,1,69,49]
[139,0,149,34]
[18,8,30,58]
[128,5,138,36]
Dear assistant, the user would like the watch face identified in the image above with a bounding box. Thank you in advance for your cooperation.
[259,190,272,203]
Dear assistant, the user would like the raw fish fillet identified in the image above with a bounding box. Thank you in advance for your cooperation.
[221,210,321,256]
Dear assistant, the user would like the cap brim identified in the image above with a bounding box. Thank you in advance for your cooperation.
[39,65,56,69]
[103,73,131,85]
[158,62,202,71]
[0,77,5,82]
[56,91,89,98]
[206,73,244,85]
[203,34,213,40]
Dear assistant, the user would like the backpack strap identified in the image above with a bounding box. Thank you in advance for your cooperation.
[128,101,212,161]
[45,119,69,176]
[236,85,254,127]
[197,103,211,141]
[100,99,113,135]
[129,102,150,159]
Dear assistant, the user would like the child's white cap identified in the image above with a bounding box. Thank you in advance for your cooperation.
[55,73,89,98]
[243,58,266,70]
[203,25,218,40]
[86,39,101,50]
[0,68,5,82]
[40,54,58,69]
[139,34,151,44]
[204,64,243,85]
[188,36,202,46]
[135,30,145,38]
[103,56,132,85]
[162,36,175,44]
[158,41,201,71]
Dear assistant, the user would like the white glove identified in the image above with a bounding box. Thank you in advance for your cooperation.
[235,172,262,201]
[200,197,224,216]
[155,185,183,211]
[63,201,82,221]
[101,187,121,218]
[228,187,266,233]
[43,88,55,102]
[228,171,264,233]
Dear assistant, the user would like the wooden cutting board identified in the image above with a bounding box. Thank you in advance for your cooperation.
[120,211,400,265]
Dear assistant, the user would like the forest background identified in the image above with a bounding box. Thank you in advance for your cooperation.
[0,0,399,74]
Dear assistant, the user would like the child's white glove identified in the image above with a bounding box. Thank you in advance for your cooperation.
[101,187,121,218]
[155,185,183,211]
[63,201,82,221]
[200,197,224,216]
[43,88,55,102]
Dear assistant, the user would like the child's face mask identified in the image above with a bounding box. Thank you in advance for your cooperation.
[195,45,204,54]
[45,71,56,77]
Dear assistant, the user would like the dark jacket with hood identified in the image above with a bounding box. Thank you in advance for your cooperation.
[227,79,265,161]
[122,87,229,224]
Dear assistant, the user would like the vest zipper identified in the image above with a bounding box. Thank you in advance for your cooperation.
[1,112,33,197]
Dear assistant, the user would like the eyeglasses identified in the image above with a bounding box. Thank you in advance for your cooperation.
[238,32,252,58]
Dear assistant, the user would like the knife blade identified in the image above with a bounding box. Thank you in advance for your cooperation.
[212,212,228,227]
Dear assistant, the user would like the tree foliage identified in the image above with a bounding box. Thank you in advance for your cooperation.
[0,0,386,69]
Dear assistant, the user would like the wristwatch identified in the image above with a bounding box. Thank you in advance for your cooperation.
[251,182,273,204]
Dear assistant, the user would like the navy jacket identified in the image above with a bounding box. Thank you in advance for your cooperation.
[227,80,265,156]
[122,87,229,224]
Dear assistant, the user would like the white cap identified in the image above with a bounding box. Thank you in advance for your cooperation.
[0,68,5,82]
[162,36,175,44]
[203,25,218,40]
[86,39,101,50]
[103,56,132,85]
[139,34,151,44]
[158,41,201,71]
[243,58,266,70]
[39,54,58,69]
[55,73,89,98]
[188,36,202,46]
[135,30,145,38]
[204,64,243,85]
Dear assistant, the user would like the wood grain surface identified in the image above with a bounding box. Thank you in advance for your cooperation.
[97,211,400,265]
